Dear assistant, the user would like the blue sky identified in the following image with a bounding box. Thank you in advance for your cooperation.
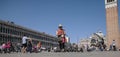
[0,0,120,43]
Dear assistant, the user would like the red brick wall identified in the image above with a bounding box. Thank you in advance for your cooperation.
[106,6,120,49]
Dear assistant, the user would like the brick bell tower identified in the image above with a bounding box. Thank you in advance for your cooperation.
[105,0,120,49]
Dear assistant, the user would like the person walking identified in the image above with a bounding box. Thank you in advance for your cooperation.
[56,24,66,51]
[21,35,30,53]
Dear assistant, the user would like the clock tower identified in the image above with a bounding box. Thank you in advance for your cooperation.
[105,0,120,49]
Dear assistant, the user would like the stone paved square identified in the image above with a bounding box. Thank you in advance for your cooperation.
[0,51,120,57]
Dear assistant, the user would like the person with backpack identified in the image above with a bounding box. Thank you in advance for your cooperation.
[56,24,66,52]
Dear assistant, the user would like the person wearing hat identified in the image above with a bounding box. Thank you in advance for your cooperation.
[56,24,66,51]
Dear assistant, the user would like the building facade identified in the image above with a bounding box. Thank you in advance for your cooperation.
[90,31,106,46]
[78,31,106,48]
[105,0,120,48]
[0,20,58,47]
[78,38,91,48]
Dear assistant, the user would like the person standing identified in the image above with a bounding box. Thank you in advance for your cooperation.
[112,40,116,51]
[37,41,41,52]
[21,35,30,53]
[16,43,21,52]
[2,42,7,53]
[6,41,11,53]
[27,39,32,53]
[56,24,66,51]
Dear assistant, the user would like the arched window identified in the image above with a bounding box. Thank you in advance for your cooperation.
[107,0,115,3]
[91,39,96,43]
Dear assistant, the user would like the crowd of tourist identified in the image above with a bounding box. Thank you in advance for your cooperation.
[0,24,119,54]
[0,36,42,54]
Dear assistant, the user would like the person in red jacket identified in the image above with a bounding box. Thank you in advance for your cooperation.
[56,24,66,51]
[6,41,11,53]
